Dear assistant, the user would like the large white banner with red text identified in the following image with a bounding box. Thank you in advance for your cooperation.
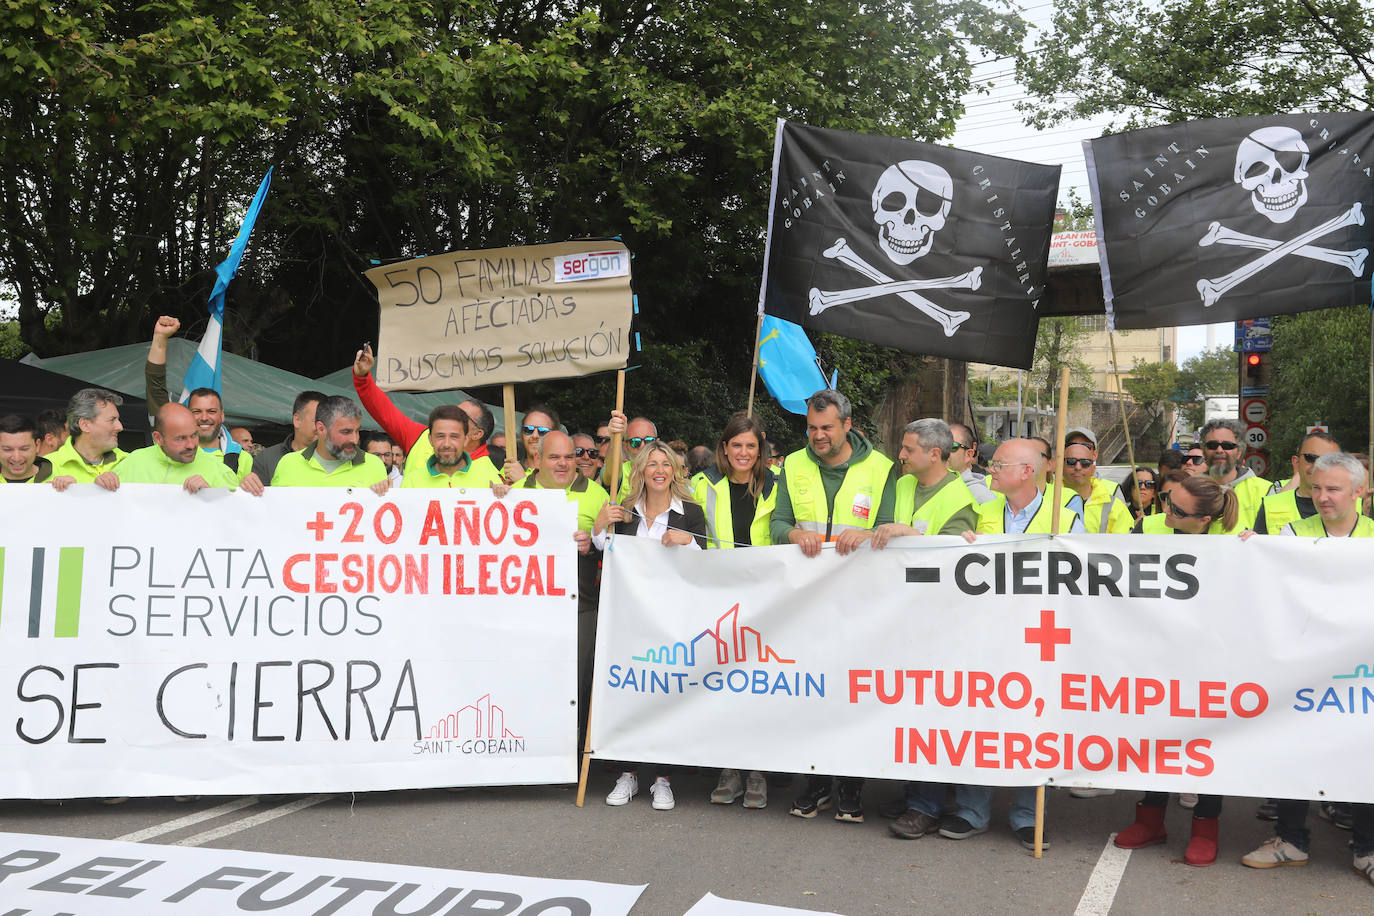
[0,485,579,797]
[591,534,1374,801]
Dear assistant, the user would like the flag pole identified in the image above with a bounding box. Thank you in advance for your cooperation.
[1109,332,1140,503]
[577,368,626,807]
[1038,365,1071,859]
[502,385,518,480]
[745,313,764,417]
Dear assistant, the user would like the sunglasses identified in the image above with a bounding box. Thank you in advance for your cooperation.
[1162,492,1210,520]
[1138,480,1157,489]
[627,436,658,448]
[1063,457,1094,468]
[1184,455,1206,464]
[574,447,599,459]
[956,441,975,451]
[1203,440,1239,451]
[521,425,552,436]
[1301,452,1323,464]
[594,435,612,446]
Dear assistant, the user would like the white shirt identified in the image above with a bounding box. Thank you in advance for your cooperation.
[592,496,702,551]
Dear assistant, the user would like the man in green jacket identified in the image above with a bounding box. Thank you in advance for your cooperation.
[95,404,239,492]
[770,389,894,824]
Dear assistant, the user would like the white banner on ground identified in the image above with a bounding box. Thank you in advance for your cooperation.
[0,831,646,914]
[591,534,1374,802]
[684,893,847,915]
[0,485,579,797]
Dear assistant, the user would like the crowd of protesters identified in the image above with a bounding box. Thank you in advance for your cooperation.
[2,318,1371,887]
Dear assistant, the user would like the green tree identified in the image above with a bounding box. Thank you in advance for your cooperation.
[1268,304,1369,465]
[1017,0,1374,128]
[1,0,1025,442]
[1122,359,1179,407]
[1031,317,1094,406]
[1175,345,1237,430]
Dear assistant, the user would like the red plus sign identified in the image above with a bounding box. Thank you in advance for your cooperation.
[305,511,335,541]
[1024,609,1070,661]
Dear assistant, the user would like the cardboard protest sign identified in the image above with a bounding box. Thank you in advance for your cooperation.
[365,241,633,390]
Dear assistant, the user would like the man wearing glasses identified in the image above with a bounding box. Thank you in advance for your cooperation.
[1182,444,1207,477]
[948,422,995,504]
[1251,430,1340,534]
[1198,418,1269,527]
[1061,428,1134,533]
[601,410,659,499]
[572,432,603,480]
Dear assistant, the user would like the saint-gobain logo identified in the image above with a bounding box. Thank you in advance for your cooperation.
[553,250,628,283]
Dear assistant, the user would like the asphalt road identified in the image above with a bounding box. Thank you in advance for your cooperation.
[3,775,1370,915]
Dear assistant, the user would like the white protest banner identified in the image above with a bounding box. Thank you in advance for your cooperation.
[365,241,634,390]
[0,832,645,914]
[591,535,1374,802]
[684,893,847,915]
[0,485,579,798]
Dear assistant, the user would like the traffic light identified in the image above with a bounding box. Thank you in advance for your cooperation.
[1240,351,1270,389]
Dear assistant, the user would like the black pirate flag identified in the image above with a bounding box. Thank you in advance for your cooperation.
[1085,113,1374,329]
[758,120,1061,369]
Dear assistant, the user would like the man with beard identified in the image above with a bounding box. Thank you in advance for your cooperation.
[1198,418,1268,528]
[271,396,390,493]
[400,405,503,489]
[144,316,263,494]
[96,404,239,492]
[769,389,894,825]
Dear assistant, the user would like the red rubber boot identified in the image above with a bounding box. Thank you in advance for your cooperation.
[1114,802,1168,849]
[1184,816,1219,866]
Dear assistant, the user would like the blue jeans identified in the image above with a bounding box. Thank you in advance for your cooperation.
[903,781,945,817]
[953,784,1040,831]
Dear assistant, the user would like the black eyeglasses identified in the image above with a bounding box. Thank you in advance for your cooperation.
[574,447,599,459]
[1162,492,1210,520]
[1063,457,1094,468]
[521,425,551,436]
[594,435,612,446]
[1301,452,1323,464]
[956,441,975,451]
[1137,479,1157,489]
[1184,455,1206,465]
[627,436,658,448]
[1203,440,1239,451]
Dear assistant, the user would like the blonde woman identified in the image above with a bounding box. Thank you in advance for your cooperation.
[593,442,707,810]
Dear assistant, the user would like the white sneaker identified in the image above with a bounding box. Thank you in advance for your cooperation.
[605,773,638,806]
[1179,793,1199,809]
[1354,851,1374,886]
[650,776,675,811]
[1069,787,1115,798]
[1241,836,1309,868]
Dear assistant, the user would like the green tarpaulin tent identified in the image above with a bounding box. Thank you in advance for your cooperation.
[22,340,506,431]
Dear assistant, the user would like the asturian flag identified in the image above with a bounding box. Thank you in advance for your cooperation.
[758,120,1060,370]
[178,168,273,401]
[1084,113,1374,329]
[756,315,828,414]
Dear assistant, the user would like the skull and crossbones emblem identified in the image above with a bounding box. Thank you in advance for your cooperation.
[808,160,975,336]
[1196,126,1368,306]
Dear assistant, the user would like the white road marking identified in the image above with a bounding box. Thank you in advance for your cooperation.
[1074,833,1132,916]
[114,796,262,843]
[175,794,336,847]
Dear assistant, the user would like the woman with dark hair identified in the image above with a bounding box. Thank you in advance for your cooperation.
[592,441,707,812]
[1120,466,1160,519]
[690,414,778,809]
[1115,474,1240,866]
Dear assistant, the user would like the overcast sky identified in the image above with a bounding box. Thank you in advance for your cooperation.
[946,2,1229,364]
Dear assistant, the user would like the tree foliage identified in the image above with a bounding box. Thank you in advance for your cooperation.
[1268,304,1369,463]
[1174,345,1237,430]
[1030,317,1094,406]
[0,0,1025,442]
[1017,0,1374,128]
